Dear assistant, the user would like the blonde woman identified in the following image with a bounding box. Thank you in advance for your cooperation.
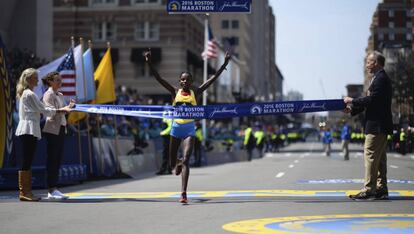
[15,68,72,201]
[42,71,73,199]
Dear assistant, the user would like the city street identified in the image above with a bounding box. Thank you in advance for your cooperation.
[1,1,414,233]
[1,142,413,233]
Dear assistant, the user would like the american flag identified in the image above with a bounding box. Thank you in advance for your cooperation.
[57,48,76,97]
[202,26,218,60]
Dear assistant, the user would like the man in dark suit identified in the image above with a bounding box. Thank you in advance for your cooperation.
[344,51,393,201]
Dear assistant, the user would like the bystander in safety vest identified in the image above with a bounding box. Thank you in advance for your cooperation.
[160,118,172,136]
[255,130,265,146]
[244,127,253,146]
[195,127,203,142]
[400,131,406,142]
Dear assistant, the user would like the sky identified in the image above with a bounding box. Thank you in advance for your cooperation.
[269,0,381,100]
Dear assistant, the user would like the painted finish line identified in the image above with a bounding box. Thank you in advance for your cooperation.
[64,190,414,200]
[223,214,414,234]
[298,179,414,184]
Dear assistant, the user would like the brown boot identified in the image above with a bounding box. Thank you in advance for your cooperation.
[18,170,40,202]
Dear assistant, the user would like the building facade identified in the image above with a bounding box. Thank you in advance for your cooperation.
[346,84,364,99]
[209,1,282,103]
[365,0,413,90]
[249,0,282,102]
[7,0,283,104]
[0,0,53,60]
[208,1,282,103]
[209,13,251,103]
[365,0,414,124]
[54,0,206,100]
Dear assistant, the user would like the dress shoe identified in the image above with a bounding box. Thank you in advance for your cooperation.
[375,191,389,200]
[349,191,375,201]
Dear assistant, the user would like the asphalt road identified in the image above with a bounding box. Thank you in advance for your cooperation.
[1,142,413,234]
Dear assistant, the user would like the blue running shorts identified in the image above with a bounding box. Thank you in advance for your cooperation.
[170,121,195,139]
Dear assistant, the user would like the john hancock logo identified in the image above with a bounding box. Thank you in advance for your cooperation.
[168,1,181,11]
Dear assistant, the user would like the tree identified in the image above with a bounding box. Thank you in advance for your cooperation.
[387,50,414,124]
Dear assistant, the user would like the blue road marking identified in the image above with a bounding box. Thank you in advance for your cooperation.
[315,192,347,196]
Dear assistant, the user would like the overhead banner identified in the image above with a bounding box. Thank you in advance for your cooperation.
[0,36,13,168]
[167,0,252,14]
[73,99,346,119]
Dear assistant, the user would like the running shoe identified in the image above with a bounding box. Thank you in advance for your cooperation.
[179,192,188,204]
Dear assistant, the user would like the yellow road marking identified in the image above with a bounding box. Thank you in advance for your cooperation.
[66,190,414,199]
[222,214,414,234]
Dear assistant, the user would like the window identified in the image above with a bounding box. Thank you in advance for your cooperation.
[93,22,116,41]
[132,0,161,4]
[136,23,146,40]
[388,10,394,17]
[407,33,412,41]
[221,20,229,29]
[231,20,239,29]
[378,33,384,40]
[135,22,159,41]
[233,37,239,46]
[389,22,394,28]
[135,63,149,77]
[148,22,159,39]
[407,22,412,28]
[91,0,117,5]
[389,33,395,41]
[222,36,239,46]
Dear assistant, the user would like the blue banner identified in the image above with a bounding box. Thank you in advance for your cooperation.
[167,0,251,13]
[73,99,345,119]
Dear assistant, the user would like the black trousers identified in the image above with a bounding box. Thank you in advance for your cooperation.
[193,139,202,167]
[20,135,38,171]
[44,126,65,189]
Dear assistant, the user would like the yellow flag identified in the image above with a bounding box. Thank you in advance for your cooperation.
[67,111,87,124]
[94,48,116,104]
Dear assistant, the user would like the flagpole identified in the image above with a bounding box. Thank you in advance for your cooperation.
[96,114,104,174]
[107,42,121,174]
[72,36,83,165]
[88,40,104,175]
[202,14,209,143]
[80,37,94,174]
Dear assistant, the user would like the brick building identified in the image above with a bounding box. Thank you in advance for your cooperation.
[365,0,413,90]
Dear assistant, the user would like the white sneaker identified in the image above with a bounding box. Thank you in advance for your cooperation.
[47,189,69,199]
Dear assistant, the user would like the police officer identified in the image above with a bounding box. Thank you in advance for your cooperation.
[156,118,172,175]
[193,122,203,167]
[244,123,255,161]
[400,128,406,155]
[254,125,265,158]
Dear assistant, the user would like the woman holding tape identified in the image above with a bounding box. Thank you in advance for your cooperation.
[42,71,73,199]
[144,49,231,203]
[15,68,73,201]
